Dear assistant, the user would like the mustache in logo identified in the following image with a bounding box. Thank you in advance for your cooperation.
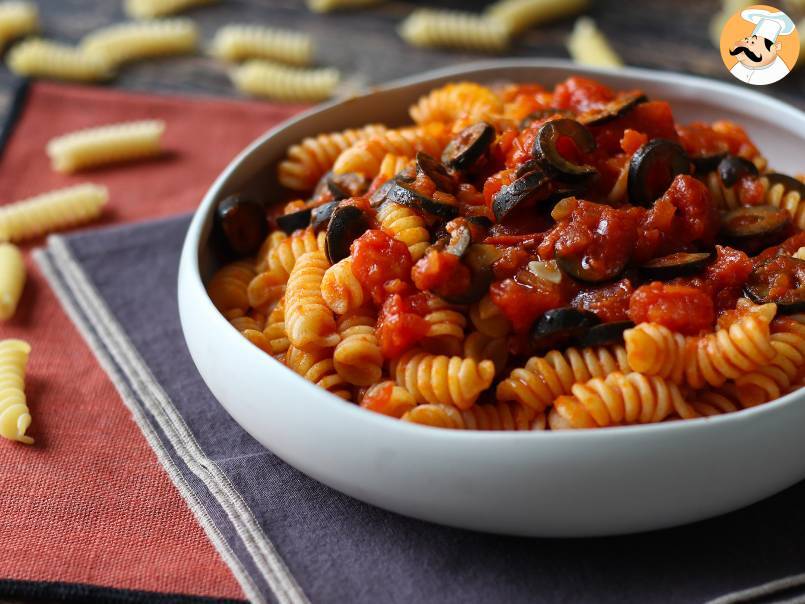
[730,45,763,62]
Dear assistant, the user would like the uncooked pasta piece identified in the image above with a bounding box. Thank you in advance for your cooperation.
[0,243,25,320]
[125,0,216,19]
[399,9,510,53]
[306,0,385,13]
[81,19,198,67]
[567,17,622,68]
[231,60,339,102]
[46,120,166,173]
[486,0,588,35]
[0,184,109,242]
[8,38,113,82]
[210,24,313,66]
[0,1,38,50]
[0,338,33,444]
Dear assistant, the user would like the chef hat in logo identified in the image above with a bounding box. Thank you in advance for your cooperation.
[741,8,796,42]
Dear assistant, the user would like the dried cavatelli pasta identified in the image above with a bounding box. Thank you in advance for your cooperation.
[549,372,697,430]
[262,297,290,355]
[0,243,25,320]
[463,331,508,376]
[393,349,495,410]
[399,9,509,53]
[207,260,255,314]
[376,201,430,261]
[567,17,622,68]
[469,295,511,338]
[333,123,452,177]
[321,257,365,315]
[8,38,112,82]
[125,0,216,19]
[761,175,805,229]
[360,381,416,418]
[286,344,350,399]
[624,309,777,389]
[485,0,588,35]
[496,345,629,412]
[285,250,339,351]
[210,24,313,65]
[46,120,166,173]
[0,184,108,243]
[378,154,413,181]
[0,338,33,444]
[0,2,38,50]
[231,60,339,102]
[422,309,466,357]
[81,19,198,67]
[306,0,385,12]
[409,82,502,125]
[278,124,387,192]
[333,312,382,386]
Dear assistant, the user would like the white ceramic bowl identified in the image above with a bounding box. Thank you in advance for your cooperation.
[179,59,805,537]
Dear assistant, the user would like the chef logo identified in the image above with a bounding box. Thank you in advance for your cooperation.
[720,5,799,86]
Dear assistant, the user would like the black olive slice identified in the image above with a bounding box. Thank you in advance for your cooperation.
[556,253,627,284]
[386,182,459,219]
[416,151,455,193]
[639,252,712,279]
[530,307,600,351]
[216,195,267,256]
[310,200,339,232]
[691,152,727,174]
[467,215,493,230]
[439,244,500,305]
[576,321,635,347]
[276,208,312,234]
[765,172,805,197]
[722,206,790,240]
[515,158,542,179]
[519,108,573,129]
[327,172,368,200]
[745,256,805,314]
[492,170,548,221]
[325,205,370,264]
[369,179,395,208]
[578,92,648,127]
[533,118,597,181]
[441,122,495,171]
[627,139,691,206]
[718,155,759,188]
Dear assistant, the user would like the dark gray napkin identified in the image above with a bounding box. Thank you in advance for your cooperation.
[35,214,805,604]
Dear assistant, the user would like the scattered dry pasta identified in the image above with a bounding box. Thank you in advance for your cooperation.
[399,9,510,53]
[0,243,25,320]
[81,19,198,67]
[231,60,339,102]
[306,0,385,12]
[0,1,37,50]
[8,38,112,82]
[485,0,588,35]
[125,0,216,19]
[46,120,166,174]
[211,24,312,65]
[0,338,33,444]
[0,184,108,243]
[567,17,622,68]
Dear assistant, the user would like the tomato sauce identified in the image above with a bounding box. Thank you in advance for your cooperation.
[350,229,413,304]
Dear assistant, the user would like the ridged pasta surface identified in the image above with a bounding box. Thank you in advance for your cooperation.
[333,312,383,386]
[399,9,510,53]
[81,19,197,67]
[284,250,339,351]
[286,344,350,399]
[376,201,430,261]
[409,82,502,125]
[0,338,33,444]
[8,38,112,81]
[211,24,312,65]
[0,243,25,320]
[208,260,255,314]
[232,60,339,102]
[0,1,38,49]
[321,257,365,315]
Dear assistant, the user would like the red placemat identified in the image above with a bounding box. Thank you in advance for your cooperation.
[0,81,304,601]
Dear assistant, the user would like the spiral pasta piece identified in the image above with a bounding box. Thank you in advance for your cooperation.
[0,2,38,50]
[496,345,629,412]
[211,24,313,65]
[251,228,322,307]
[731,330,805,407]
[0,338,33,444]
[378,154,413,181]
[285,250,339,351]
[402,401,543,430]
[231,60,339,102]
[393,349,495,410]
[761,176,805,230]
[321,257,365,315]
[8,38,112,82]
[422,309,466,357]
[333,123,452,178]
[485,0,588,35]
[208,260,255,314]
[399,9,510,53]
[688,389,741,418]
[333,312,383,386]
[125,0,216,18]
[409,82,502,125]
[463,331,508,376]
[278,124,387,192]
[46,120,166,174]
[376,201,430,261]
[469,295,511,337]
[286,344,350,400]
[0,243,25,320]
[229,313,263,332]
[0,184,108,243]
[81,19,198,67]
[262,297,290,355]
[567,17,622,68]
[548,372,696,430]
[360,381,416,418]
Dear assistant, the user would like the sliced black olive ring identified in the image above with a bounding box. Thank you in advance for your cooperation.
[276,207,312,234]
[717,155,759,188]
[492,170,548,221]
[721,205,790,240]
[531,307,600,351]
[556,252,628,284]
[310,200,339,232]
[325,205,370,264]
[575,321,635,347]
[627,138,691,206]
[691,152,727,174]
[216,195,267,256]
[416,151,456,193]
[533,118,597,181]
[639,252,713,279]
[441,122,495,171]
[578,92,647,127]
[744,256,805,314]
[327,172,369,200]
[385,182,459,219]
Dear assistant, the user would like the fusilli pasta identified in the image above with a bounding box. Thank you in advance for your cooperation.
[8,38,113,82]
[0,1,37,50]
[333,311,383,386]
[284,250,340,351]
[469,295,511,338]
[321,257,365,315]
[208,260,255,314]
[81,19,197,68]
[761,175,805,229]
[376,201,430,261]
[422,308,466,356]
[286,344,350,399]
[125,0,215,19]
[409,82,503,125]
[210,24,313,65]
[263,297,290,355]
[399,9,510,53]
[378,153,413,181]
[360,381,416,418]
[231,60,339,102]
[0,338,33,444]
[0,243,25,321]
[463,331,508,376]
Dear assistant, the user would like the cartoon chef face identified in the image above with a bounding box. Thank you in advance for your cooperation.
[730,34,780,68]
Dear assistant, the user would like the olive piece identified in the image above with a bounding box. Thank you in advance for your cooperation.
[439,244,501,305]
[531,307,600,351]
[328,172,369,200]
[310,200,339,232]
[576,321,635,347]
[416,151,455,193]
[216,195,267,256]
[578,92,648,126]
[718,155,759,188]
[556,253,627,284]
[627,139,691,206]
[276,208,312,234]
[515,158,542,179]
[691,152,727,174]
[325,205,370,264]
[721,205,790,240]
[369,179,395,208]
[492,170,548,221]
[765,172,805,197]
[386,182,459,219]
[467,215,493,230]
[519,108,573,129]
[639,252,713,279]
[533,118,597,181]
[441,122,495,171]
[745,256,805,314]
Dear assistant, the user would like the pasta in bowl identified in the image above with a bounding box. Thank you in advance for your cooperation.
[179,60,805,536]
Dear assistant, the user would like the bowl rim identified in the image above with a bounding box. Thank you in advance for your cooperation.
[180,57,805,443]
